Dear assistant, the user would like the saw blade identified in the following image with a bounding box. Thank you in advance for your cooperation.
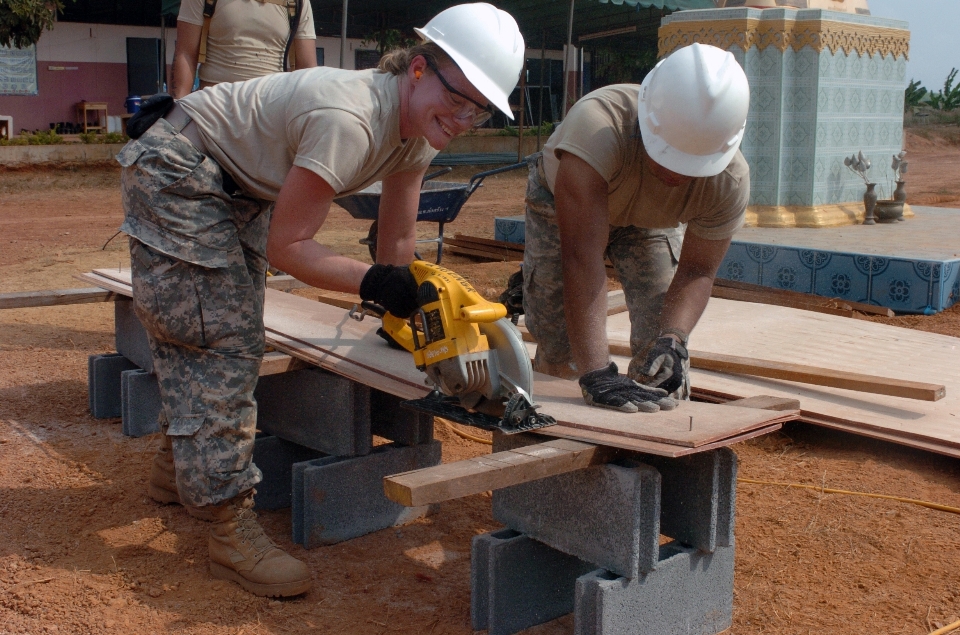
[478,317,534,399]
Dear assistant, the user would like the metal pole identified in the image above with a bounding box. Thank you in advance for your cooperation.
[517,59,527,163]
[340,0,349,69]
[536,29,545,151]
[561,0,575,119]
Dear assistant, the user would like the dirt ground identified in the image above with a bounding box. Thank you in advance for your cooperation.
[2,127,960,635]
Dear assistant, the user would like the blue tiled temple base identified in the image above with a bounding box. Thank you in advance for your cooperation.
[495,215,526,244]
[719,242,959,314]
[489,210,960,315]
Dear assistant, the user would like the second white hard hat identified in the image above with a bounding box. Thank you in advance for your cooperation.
[414,3,525,120]
[637,43,750,178]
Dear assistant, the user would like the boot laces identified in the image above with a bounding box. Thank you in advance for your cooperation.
[233,504,276,555]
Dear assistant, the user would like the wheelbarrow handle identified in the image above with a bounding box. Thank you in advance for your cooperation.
[422,167,453,183]
[467,161,529,193]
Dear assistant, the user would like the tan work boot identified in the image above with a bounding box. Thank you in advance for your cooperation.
[208,491,312,597]
[147,435,215,521]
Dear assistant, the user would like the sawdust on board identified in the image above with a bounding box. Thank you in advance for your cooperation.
[2,137,960,634]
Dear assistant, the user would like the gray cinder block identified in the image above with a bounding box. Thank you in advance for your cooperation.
[292,440,442,548]
[370,389,434,446]
[574,542,735,635]
[121,368,161,437]
[88,353,139,418]
[114,299,154,372]
[255,367,372,457]
[252,435,327,510]
[472,529,596,635]
[640,449,738,553]
[493,459,661,578]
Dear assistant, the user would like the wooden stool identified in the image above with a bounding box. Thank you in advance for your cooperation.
[0,115,12,140]
[77,101,108,133]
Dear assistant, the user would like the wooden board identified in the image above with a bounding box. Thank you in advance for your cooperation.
[606,299,960,455]
[0,287,118,310]
[82,269,794,452]
[714,278,895,317]
[531,373,796,448]
[690,350,945,401]
[384,397,796,507]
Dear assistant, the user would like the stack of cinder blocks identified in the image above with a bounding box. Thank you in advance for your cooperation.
[472,431,737,635]
[88,299,440,546]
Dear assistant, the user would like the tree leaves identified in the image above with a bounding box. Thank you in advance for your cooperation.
[0,0,67,50]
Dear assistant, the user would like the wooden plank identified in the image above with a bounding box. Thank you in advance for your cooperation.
[725,395,801,411]
[691,350,945,402]
[599,336,944,402]
[384,439,623,507]
[259,351,308,376]
[714,278,895,317]
[710,286,855,317]
[0,287,118,309]
[452,234,526,253]
[384,396,792,506]
[444,242,521,262]
[265,275,311,292]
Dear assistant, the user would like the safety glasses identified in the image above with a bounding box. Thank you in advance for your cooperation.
[425,58,495,127]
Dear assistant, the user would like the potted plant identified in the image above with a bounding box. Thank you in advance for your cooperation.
[844,151,876,225]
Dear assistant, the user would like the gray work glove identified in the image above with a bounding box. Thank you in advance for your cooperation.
[578,362,678,413]
[637,336,689,395]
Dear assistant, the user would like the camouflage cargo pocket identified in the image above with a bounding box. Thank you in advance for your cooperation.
[129,240,208,348]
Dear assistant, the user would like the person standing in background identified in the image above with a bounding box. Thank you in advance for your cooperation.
[172,0,318,98]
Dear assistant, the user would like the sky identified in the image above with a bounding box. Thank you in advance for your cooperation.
[867,0,960,91]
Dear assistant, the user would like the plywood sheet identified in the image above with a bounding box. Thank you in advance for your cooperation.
[82,269,792,452]
[531,373,795,447]
[607,298,960,452]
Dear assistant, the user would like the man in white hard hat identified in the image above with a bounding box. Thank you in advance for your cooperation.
[119,3,524,597]
[522,42,750,413]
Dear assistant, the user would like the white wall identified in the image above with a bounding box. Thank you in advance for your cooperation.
[37,22,176,64]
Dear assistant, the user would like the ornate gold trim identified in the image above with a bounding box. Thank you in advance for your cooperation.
[745,203,914,228]
[659,18,910,59]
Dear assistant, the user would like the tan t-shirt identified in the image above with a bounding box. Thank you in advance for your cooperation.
[178,67,438,201]
[178,0,316,85]
[541,84,749,241]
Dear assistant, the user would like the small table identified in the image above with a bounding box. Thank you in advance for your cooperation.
[77,101,108,133]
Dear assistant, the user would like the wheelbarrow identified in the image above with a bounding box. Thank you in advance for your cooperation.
[335,161,528,264]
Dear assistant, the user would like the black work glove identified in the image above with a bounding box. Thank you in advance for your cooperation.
[637,336,689,395]
[578,362,678,413]
[359,264,419,319]
[498,268,524,317]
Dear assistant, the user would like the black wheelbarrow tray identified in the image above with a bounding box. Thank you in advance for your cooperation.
[335,161,527,264]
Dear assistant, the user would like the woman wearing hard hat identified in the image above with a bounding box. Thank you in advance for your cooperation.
[521,43,751,414]
[115,3,524,598]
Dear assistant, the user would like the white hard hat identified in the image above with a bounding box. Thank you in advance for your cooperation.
[637,43,750,178]
[414,3,525,120]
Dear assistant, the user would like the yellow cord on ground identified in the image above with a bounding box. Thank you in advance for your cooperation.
[930,619,960,635]
[738,478,960,515]
[438,418,492,445]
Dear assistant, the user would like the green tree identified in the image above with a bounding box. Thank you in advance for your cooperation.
[928,68,960,112]
[904,79,927,111]
[0,0,70,49]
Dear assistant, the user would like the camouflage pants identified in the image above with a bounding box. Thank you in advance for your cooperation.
[122,120,273,507]
[522,154,687,386]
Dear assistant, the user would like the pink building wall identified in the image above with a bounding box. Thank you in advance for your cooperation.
[0,23,175,134]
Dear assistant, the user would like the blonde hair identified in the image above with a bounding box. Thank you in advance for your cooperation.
[378,42,453,76]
